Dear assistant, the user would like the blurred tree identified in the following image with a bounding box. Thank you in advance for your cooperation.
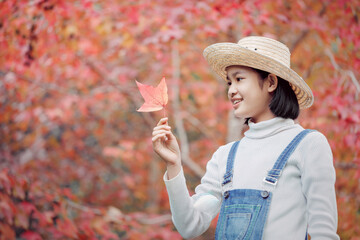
[0,0,359,239]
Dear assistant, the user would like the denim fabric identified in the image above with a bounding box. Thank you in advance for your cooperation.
[215,129,314,240]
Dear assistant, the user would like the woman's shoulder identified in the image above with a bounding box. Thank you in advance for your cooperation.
[293,123,329,144]
[302,128,329,143]
[297,128,332,153]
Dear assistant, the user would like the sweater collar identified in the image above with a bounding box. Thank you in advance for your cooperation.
[245,117,295,139]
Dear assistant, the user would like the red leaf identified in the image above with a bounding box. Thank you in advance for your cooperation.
[20,231,42,240]
[62,188,76,201]
[136,77,168,112]
[0,170,11,194]
[0,200,16,224]
[19,202,36,215]
[57,218,78,238]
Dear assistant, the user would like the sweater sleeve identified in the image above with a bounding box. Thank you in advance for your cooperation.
[163,148,223,239]
[300,131,340,240]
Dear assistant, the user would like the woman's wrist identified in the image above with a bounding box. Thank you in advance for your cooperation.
[166,162,182,180]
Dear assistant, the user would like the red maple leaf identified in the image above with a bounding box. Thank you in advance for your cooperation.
[136,77,168,113]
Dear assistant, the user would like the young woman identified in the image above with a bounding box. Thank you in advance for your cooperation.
[152,36,339,239]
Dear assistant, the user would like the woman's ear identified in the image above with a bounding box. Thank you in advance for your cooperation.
[267,74,278,93]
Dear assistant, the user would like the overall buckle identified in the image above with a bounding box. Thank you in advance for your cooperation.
[263,177,278,186]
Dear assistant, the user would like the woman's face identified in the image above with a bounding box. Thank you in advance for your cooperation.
[226,65,275,123]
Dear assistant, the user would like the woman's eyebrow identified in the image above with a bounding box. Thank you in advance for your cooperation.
[226,71,245,81]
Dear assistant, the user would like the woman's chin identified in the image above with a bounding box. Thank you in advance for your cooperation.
[233,111,249,120]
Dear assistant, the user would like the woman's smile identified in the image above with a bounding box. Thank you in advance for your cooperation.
[231,97,243,109]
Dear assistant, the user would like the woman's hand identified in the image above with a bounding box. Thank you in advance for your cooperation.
[152,117,181,179]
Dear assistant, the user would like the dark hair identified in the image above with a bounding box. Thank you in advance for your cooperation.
[245,68,300,124]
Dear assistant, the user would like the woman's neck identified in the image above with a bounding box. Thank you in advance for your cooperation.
[245,117,296,139]
[249,112,276,124]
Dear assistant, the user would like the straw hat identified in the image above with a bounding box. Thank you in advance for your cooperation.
[203,36,313,109]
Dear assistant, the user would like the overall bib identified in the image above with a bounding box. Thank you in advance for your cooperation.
[215,129,314,240]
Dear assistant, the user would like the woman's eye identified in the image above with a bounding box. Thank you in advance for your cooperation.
[236,77,243,81]
[227,81,231,86]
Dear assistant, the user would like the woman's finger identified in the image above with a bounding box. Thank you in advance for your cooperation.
[153,125,171,132]
[152,129,171,135]
[152,129,171,137]
[156,117,168,126]
[152,133,167,143]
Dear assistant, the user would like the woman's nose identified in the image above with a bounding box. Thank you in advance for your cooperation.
[228,84,237,97]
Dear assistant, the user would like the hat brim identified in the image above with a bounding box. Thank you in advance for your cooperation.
[203,43,313,109]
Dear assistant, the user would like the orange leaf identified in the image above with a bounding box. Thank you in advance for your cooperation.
[0,223,15,240]
[136,77,168,112]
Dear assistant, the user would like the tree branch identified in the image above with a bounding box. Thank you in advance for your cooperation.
[325,48,360,95]
[171,40,205,178]
[0,69,67,94]
[290,1,329,52]
[66,199,172,225]
[335,162,359,170]
[183,112,216,140]
[66,199,103,215]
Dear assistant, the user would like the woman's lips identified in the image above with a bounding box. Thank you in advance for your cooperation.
[232,99,242,109]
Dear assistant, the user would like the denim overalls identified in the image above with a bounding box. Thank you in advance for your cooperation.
[215,129,314,240]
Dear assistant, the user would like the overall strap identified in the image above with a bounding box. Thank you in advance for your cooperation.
[222,141,240,186]
[264,129,315,186]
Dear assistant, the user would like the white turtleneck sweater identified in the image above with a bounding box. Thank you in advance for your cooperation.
[164,117,339,240]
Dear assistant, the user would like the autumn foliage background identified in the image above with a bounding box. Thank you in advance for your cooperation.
[0,0,359,239]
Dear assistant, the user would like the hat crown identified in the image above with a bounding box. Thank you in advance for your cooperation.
[237,36,291,68]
